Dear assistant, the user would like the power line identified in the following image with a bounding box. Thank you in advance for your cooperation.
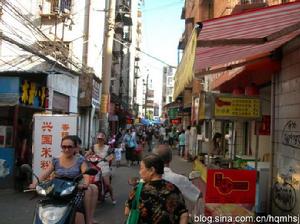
[113,37,176,68]
[3,1,86,72]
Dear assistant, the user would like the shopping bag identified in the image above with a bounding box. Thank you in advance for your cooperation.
[126,209,140,224]
[126,181,143,224]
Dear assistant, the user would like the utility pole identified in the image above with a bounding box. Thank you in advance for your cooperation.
[144,73,149,118]
[99,0,115,133]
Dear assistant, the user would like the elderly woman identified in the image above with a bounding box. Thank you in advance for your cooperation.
[125,154,189,224]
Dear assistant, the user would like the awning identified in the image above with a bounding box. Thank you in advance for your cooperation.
[195,1,300,76]
[211,56,281,92]
[173,29,198,99]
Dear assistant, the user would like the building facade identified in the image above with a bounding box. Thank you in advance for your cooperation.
[175,0,300,216]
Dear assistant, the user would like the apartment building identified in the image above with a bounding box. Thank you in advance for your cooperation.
[0,0,105,186]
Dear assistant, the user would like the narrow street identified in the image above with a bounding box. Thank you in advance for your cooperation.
[0,144,194,224]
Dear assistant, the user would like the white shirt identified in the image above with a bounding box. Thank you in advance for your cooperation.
[185,130,190,146]
[93,144,110,175]
[162,167,201,202]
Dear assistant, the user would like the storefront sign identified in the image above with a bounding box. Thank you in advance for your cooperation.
[205,169,256,204]
[20,79,48,108]
[100,94,110,113]
[256,115,270,135]
[92,80,100,109]
[214,96,260,119]
[168,108,178,119]
[32,114,77,177]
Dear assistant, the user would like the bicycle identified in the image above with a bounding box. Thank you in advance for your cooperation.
[272,167,297,212]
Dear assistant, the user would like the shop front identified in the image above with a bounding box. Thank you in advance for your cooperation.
[191,91,271,218]
[0,72,48,189]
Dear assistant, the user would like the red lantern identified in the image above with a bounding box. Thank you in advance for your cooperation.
[232,87,244,96]
[245,84,259,96]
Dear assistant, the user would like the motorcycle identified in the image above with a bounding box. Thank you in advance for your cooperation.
[85,154,110,202]
[21,164,97,224]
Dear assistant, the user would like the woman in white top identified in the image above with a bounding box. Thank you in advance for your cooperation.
[86,132,116,204]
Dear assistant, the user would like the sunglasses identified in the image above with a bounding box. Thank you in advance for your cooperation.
[61,145,74,150]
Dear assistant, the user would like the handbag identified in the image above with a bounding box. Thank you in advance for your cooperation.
[126,181,143,224]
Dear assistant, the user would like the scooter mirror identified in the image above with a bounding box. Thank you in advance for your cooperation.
[20,164,32,174]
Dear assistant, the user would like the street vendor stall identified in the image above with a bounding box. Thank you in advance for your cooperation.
[191,92,270,221]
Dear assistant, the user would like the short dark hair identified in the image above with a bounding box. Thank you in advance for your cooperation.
[142,154,164,175]
[154,144,172,164]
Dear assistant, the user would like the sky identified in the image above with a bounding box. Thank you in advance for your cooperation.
[140,0,185,105]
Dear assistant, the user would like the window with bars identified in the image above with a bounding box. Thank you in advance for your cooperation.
[40,0,71,15]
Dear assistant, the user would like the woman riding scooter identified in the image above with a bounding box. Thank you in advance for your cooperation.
[29,135,97,224]
[85,132,116,204]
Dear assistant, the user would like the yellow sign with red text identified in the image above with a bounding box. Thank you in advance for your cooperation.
[214,96,260,118]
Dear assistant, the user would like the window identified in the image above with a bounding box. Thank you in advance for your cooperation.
[40,0,71,15]
[52,91,69,113]
[167,77,173,87]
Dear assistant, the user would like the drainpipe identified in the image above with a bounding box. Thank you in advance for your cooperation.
[269,73,276,214]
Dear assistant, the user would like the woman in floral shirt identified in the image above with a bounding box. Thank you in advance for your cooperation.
[125,154,188,224]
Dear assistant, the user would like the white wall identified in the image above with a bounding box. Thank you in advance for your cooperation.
[273,37,300,215]
[47,73,79,113]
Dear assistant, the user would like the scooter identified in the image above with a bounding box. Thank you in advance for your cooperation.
[21,164,97,224]
[86,154,110,202]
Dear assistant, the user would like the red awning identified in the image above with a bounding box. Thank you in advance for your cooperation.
[195,1,300,76]
[212,57,281,92]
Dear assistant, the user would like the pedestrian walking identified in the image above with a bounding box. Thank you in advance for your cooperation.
[114,142,123,167]
[123,128,137,166]
[184,126,191,160]
[124,154,189,224]
[178,130,185,157]
[146,127,153,152]
[154,144,201,202]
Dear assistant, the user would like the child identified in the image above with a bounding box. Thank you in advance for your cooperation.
[114,143,123,168]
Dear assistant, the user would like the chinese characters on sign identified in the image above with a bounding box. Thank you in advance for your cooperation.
[214,97,260,119]
[19,79,48,108]
[40,121,53,170]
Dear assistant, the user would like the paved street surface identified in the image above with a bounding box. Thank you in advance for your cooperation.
[0,144,193,224]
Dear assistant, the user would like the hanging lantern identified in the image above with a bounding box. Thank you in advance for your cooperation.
[232,87,244,96]
[245,83,259,96]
